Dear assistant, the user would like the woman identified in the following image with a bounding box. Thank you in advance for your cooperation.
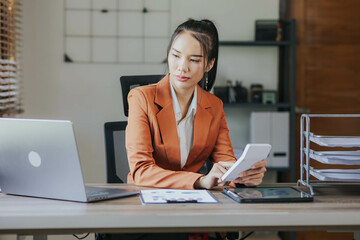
[126,19,267,189]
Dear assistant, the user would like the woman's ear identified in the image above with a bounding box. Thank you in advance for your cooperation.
[206,58,215,72]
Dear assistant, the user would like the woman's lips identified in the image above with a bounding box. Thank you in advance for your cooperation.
[175,75,190,82]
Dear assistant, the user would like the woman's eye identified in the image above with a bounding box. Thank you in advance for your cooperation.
[172,54,179,58]
[190,59,200,63]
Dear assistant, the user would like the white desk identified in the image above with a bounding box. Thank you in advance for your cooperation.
[1,184,360,238]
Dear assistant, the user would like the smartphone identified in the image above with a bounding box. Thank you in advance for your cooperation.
[221,143,271,182]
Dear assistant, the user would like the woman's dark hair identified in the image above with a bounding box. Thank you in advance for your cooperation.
[166,19,219,91]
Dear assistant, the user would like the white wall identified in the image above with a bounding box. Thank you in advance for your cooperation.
[20,0,279,183]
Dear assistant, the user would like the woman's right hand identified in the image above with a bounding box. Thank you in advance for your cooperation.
[194,161,234,189]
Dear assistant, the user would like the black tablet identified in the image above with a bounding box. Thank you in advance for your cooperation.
[223,187,313,203]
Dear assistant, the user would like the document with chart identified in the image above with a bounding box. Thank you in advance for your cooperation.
[140,189,219,204]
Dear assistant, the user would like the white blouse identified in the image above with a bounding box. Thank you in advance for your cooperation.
[169,76,197,168]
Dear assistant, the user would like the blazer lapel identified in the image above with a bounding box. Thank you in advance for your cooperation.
[186,85,213,167]
[155,75,181,170]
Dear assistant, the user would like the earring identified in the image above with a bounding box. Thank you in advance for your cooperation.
[205,72,209,90]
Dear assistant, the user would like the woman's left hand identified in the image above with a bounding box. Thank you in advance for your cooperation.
[233,160,267,187]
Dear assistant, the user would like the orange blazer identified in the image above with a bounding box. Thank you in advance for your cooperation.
[126,74,236,189]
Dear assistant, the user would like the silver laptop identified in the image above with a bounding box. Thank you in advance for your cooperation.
[0,118,139,202]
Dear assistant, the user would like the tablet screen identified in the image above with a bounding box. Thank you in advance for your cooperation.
[223,187,313,203]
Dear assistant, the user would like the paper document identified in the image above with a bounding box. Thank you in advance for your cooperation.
[140,189,218,204]
[307,150,360,165]
[309,133,360,148]
[310,168,360,182]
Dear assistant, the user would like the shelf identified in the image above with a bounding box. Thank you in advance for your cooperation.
[217,20,297,183]
[219,41,291,47]
[223,103,291,109]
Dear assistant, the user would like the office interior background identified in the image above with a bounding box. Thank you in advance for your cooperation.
[20,0,280,184]
[1,0,359,240]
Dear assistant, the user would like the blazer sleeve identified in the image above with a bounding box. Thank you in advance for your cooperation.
[210,101,237,164]
[126,88,203,189]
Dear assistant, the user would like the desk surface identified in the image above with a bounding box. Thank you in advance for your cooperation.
[1,184,360,235]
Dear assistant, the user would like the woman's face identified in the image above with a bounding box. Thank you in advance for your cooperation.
[168,31,214,93]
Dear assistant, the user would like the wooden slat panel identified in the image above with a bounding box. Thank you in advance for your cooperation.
[296,231,353,240]
[305,23,360,45]
[304,90,360,113]
[305,46,360,69]
[304,68,360,91]
[306,0,360,24]
[303,66,360,113]
[304,1,360,45]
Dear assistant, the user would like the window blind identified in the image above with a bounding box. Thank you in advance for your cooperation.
[0,0,22,116]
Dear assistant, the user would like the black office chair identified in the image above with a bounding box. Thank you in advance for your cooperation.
[103,75,164,184]
[104,121,129,183]
[103,74,165,184]
[120,74,165,117]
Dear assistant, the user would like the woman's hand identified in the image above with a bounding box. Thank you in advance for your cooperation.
[233,160,267,187]
[194,160,267,189]
[194,161,233,189]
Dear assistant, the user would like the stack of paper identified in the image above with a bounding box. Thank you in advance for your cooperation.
[307,150,360,165]
[308,133,360,148]
[310,168,360,182]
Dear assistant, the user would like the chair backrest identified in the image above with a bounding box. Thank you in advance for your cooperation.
[120,74,165,117]
[104,121,129,183]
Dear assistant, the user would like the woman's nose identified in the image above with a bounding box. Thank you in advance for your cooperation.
[177,59,189,72]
